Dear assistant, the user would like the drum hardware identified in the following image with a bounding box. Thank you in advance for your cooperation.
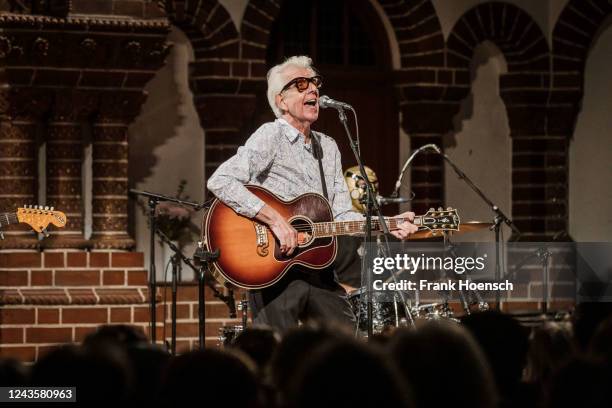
[237,293,249,328]
[429,146,521,309]
[504,246,552,314]
[218,325,243,347]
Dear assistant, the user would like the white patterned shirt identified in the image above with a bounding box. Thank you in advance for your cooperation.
[207,118,363,222]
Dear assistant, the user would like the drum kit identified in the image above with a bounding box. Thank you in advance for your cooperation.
[344,221,495,336]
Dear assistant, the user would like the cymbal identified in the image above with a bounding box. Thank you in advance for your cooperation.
[457,221,494,232]
[404,221,493,240]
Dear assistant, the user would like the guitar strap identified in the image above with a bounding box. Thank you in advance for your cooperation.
[312,132,329,200]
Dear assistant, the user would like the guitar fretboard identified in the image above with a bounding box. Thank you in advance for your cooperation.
[312,216,425,238]
[0,212,18,228]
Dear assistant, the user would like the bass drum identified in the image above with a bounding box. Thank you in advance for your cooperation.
[347,288,406,335]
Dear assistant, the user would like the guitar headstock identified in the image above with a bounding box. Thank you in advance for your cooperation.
[16,205,67,233]
[421,207,460,235]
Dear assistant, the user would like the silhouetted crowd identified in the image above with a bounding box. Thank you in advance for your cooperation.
[2,303,612,407]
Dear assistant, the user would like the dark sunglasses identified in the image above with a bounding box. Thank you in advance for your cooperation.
[280,75,323,93]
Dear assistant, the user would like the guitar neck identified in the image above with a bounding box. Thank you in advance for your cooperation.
[312,216,424,238]
[0,212,19,228]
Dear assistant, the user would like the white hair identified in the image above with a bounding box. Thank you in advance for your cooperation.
[266,55,317,118]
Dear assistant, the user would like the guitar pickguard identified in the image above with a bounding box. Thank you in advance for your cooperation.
[253,221,269,257]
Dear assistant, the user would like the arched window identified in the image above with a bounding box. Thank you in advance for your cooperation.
[267,0,381,67]
[261,0,399,200]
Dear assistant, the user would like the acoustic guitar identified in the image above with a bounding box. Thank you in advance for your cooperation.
[0,206,67,236]
[203,185,460,289]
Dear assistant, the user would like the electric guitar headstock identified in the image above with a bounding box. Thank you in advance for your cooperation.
[420,207,460,235]
[16,205,67,234]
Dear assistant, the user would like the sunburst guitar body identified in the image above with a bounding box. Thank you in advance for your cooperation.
[203,185,460,290]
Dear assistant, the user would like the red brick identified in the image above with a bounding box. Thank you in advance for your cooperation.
[96,288,144,304]
[133,305,165,323]
[111,252,144,267]
[166,303,191,320]
[201,302,234,319]
[176,286,198,302]
[127,270,147,286]
[144,325,163,341]
[175,340,192,353]
[102,270,125,285]
[68,289,97,305]
[67,252,87,267]
[62,307,108,324]
[0,308,35,324]
[110,307,132,323]
[173,322,200,338]
[20,289,69,304]
[55,270,100,286]
[0,346,36,362]
[90,252,110,267]
[75,327,98,343]
[37,308,60,324]
[31,270,53,286]
[0,327,24,343]
[0,253,41,268]
[0,270,28,286]
[43,252,64,268]
[26,327,73,343]
[37,345,61,359]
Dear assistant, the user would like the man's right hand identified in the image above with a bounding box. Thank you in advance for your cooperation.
[255,204,298,255]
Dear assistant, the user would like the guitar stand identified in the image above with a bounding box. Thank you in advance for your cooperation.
[193,243,225,349]
[154,227,233,352]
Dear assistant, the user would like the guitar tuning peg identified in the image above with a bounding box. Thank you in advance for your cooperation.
[447,207,452,211]
[50,207,54,211]
[437,207,443,211]
[429,207,434,212]
[44,206,49,211]
[41,228,50,238]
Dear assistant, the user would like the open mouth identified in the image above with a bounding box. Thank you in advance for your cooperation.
[304,98,317,106]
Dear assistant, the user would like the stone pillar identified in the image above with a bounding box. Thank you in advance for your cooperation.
[43,91,95,248]
[89,91,145,249]
[0,88,51,248]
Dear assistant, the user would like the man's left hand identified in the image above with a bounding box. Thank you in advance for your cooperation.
[390,211,418,240]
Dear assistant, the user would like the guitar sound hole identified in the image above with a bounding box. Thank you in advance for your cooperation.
[290,217,314,247]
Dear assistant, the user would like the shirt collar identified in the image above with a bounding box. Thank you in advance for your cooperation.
[276,118,305,144]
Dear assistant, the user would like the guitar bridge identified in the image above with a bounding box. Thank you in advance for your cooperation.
[253,222,269,257]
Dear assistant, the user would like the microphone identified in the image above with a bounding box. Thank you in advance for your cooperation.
[392,144,441,197]
[319,95,352,110]
[376,196,413,206]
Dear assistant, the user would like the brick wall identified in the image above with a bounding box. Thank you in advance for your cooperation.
[2,0,611,360]
[0,250,242,361]
[0,251,153,362]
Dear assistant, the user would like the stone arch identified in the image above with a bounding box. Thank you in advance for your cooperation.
[554,0,612,241]
[446,2,550,104]
[445,3,558,238]
[551,0,612,119]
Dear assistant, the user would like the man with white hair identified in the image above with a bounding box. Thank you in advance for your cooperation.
[207,56,417,330]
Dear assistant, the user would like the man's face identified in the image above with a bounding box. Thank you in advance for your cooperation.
[276,67,320,125]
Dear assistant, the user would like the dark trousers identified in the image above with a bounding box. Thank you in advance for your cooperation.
[248,269,356,332]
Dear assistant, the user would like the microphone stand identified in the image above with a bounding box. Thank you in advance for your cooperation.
[129,189,229,350]
[335,107,389,337]
[436,153,521,309]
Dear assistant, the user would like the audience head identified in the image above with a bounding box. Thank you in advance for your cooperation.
[230,326,281,371]
[389,321,497,408]
[159,348,259,407]
[461,311,529,394]
[288,337,413,408]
